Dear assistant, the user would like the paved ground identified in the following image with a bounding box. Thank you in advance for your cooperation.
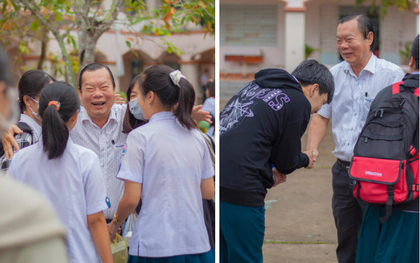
[262,121,338,262]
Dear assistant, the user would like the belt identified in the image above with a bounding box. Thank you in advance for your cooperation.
[337,158,350,170]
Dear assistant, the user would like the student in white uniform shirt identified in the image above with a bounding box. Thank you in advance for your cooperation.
[9,82,113,263]
[3,63,212,223]
[108,65,215,263]
[0,70,55,171]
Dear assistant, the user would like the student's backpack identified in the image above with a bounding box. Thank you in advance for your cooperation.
[0,122,34,157]
[349,81,419,223]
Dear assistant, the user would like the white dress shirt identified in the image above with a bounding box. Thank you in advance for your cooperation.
[70,104,127,219]
[9,137,108,263]
[117,111,214,257]
[317,54,405,162]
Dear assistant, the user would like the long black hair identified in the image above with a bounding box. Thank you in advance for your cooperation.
[38,82,80,159]
[18,70,55,113]
[139,65,197,130]
[122,74,146,134]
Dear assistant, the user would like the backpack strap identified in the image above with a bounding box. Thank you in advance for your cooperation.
[392,81,420,97]
[392,81,404,94]
[380,185,394,224]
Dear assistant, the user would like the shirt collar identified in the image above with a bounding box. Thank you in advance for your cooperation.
[19,114,41,138]
[343,52,377,76]
[148,111,175,123]
[80,106,118,127]
[411,72,419,75]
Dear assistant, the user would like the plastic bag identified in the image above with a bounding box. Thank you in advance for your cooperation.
[123,213,138,246]
[111,233,128,263]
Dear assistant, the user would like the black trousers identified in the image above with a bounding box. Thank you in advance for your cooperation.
[332,160,368,263]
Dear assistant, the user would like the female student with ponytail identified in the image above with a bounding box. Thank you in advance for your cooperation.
[108,65,215,263]
[9,82,113,263]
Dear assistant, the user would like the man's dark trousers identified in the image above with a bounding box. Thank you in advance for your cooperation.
[332,160,368,263]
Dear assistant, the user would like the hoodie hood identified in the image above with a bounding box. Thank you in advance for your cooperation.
[254,68,302,92]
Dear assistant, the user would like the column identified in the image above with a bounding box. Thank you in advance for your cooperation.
[284,6,306,73]
[179,61,201,104]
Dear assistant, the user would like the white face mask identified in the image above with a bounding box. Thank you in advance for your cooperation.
[128,98,145,121]
[28,96,42,122]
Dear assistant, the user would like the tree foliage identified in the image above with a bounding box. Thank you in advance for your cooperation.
[0,0,215,87]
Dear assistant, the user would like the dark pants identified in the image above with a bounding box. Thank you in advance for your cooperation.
[220,201,265,263]
[332,160,368,263]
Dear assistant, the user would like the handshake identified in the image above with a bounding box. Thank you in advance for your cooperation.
[303,149,318,169]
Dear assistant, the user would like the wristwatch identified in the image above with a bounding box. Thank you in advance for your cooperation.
[113,213,123,224]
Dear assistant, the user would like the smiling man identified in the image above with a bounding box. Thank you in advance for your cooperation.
[71,63,128,222]
[305,14,405,263]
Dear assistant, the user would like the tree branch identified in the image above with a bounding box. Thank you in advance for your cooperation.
[18,0,59,37]
[63,22,77,37]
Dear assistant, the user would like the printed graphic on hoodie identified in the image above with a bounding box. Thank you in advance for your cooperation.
[220,82,290,135]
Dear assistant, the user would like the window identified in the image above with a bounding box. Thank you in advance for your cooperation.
[221,4,277,47]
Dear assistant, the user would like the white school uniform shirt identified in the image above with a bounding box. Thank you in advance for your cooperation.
[202,97,215,137]
[70,104,127,219]
[8,137,109,263]
[317,54,405,162]
[117,111,214,257]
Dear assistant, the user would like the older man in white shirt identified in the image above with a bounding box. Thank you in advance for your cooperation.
[305,14,405,263]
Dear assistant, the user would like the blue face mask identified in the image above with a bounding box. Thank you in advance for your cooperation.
[128,98,145,121]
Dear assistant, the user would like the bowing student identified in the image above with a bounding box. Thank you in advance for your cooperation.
[108,65,215,263]
[8,82,113,263]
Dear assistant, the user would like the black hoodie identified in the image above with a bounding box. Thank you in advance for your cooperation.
[220,68,311,207]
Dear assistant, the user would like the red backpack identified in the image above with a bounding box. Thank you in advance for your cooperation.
[349,81,419,223]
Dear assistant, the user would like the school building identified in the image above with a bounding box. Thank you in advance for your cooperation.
[7,0,215,102]
[220,0,419,105]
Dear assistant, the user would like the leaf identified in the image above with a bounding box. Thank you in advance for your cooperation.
[199,2,206,9]
[127,37,134,42]
[55,13,63,22]
[207,21,212,29]
[164,0,171,4]
[126,40,132,48]
[71,37,77,50]
[171,7,176,15]
[3,21,11,30]
[97,11,101,16]
[163,11,172,23]
[167,46,173,54]
[30,19,39,32]
[42,6,48,15]
[154,30,159,36]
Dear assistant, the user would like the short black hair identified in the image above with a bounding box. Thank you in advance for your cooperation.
[338,13,375,52]
[291,59,335,104]
[410,34,419,70]
[78,62,115,91]
[205,80,215,97]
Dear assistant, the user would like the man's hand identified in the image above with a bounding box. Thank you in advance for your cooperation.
[114,93,126,105]
[2,124,22,158]
[192,105,212,124]
[272,168,287,187]
[303,149,318,169]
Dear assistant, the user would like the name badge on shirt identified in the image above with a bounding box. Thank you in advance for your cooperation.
[105,197,111,208]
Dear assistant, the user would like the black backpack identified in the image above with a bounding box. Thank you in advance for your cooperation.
[349,81,419,223]
[0,122,34,157]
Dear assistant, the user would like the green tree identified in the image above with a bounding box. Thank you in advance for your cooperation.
[0,0,215,88]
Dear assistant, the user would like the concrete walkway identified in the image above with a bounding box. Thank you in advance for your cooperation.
[262,123,339,263]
